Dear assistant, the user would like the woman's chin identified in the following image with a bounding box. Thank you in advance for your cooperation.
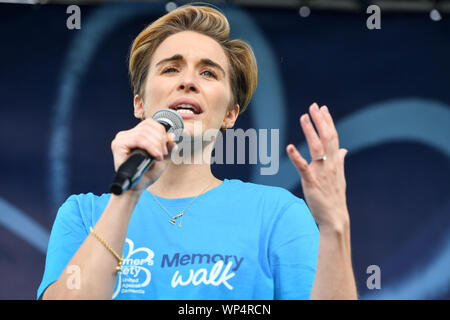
[181,121,221,138]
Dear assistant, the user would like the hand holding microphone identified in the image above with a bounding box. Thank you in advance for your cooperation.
[110,109,184,195]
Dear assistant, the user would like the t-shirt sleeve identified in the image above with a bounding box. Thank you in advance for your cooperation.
[269,198,320,300]
[36,195,89,299]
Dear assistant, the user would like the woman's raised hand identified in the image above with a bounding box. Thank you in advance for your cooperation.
[286,103,350,231]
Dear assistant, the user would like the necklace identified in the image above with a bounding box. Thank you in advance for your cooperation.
[150,180,216,227]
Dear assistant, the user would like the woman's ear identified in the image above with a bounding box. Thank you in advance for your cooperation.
[221,104,240,129]
[133,94,145,120]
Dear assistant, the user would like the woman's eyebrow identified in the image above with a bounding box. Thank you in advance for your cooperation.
[199,58,226,77]
[155,54,226,77]
[155,54,183,68]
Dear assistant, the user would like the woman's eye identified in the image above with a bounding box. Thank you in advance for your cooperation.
[201,70,216,78]
[162,67,178,74]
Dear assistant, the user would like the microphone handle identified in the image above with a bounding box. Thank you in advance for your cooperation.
[109,121,171,195]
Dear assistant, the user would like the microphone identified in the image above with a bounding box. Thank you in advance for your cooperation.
[109,108,184,195]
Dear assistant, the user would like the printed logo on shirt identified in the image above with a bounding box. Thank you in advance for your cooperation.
[112,238,154,299]
[112,238,245,298]
[161,253,244,290]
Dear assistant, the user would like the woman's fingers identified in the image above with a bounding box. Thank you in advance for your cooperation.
[297,103,340,161]
[166,133,178,157]
[286,144,314,184]
[140,119,169,156]
[320,105,340,152]
[308,103,339,157]
[300,113,325,160]
[320,106,337,136]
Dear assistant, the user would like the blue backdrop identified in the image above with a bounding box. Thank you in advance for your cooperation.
[0,2,449,299]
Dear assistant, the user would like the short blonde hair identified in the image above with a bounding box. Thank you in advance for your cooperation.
[128,4,258,115]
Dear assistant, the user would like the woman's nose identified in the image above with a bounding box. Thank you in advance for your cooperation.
[178,82,197,92]
[178,72,198,93]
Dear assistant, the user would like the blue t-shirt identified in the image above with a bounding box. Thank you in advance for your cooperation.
[37,178,319,300]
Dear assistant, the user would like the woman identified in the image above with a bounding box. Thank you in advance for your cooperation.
[38,4,357,300]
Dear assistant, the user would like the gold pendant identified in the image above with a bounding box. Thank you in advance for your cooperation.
[170,211,184,227]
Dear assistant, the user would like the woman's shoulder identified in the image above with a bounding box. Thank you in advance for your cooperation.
[226,179,312,229]
[55,192,112,227]
[226,178,304,205]
[64,191,111,205]
[59,192,111,216]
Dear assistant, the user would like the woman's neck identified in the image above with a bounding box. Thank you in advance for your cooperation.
[145,162,222,199]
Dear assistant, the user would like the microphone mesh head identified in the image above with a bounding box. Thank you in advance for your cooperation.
[152,108,184,141]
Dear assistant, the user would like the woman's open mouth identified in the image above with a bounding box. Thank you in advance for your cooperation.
[169,102,203,119]
[176,109,201,119]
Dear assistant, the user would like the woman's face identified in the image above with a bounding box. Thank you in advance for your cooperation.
[135,31,239,138]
